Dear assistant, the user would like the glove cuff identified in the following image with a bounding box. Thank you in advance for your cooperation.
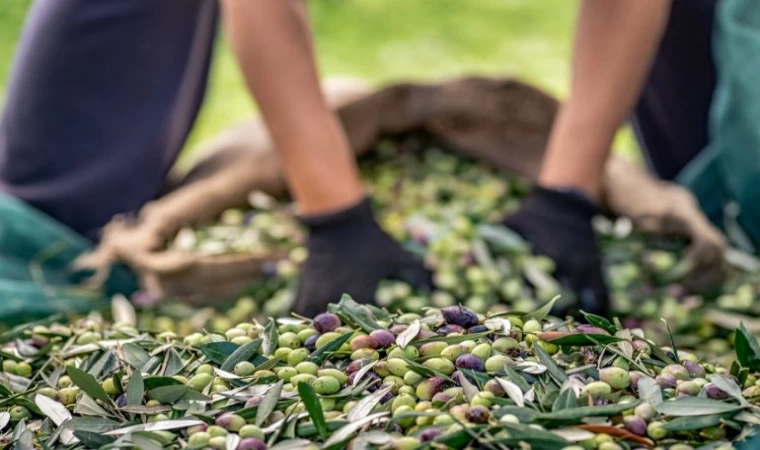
[298,196,375,231]
[530,185,601,220]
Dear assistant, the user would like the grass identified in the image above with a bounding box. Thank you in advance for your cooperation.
[0,0,639,164]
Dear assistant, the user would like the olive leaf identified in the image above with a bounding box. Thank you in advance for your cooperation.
[580,312,617,335]
[322,412,388,448]
[297,382,328,440]
[73,394,110,417]
[71,431,116,448]
[395,320,420,349]
[550,428,595,443]
[307,332,354,366]
[552,388,579,411]
[269,439,318,450]
[0,412,9,431]
[262,319,279,356]
[14,429,34,450]
[142,376,183,390]
[504,366,531,393]
[256,380,284,427]
[546,334,625,346]
[345,431,395,450]
[329,295,380,333]
[199,342,241,366]
[637,376,663,406]
[735,323,760,372]
[103,419,205,435]
[533,343,568,383]
[497,378,525,407]
[492,422,569,450]
[65,366,111,404]
[524,296,559,322]
[121,343,151,370]
[655,397,744,417]
[163,348,184,377]
[119,405,172,415]
[350,361,378,388]
[534,400,642,426]
[484,317,511,333]
[660,319,679,364]
[663,412,738,431]
[226,434,241,450]
[459,371,480,402]
[220,339,263,372]
[711,374,750,407]
[347,384,393,422]
[130,434,164,450]
[35,394,77,445]
[147,385,188,403]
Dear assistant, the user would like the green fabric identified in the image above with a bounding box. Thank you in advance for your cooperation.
[677,0,760,249]
[0,192,137,325]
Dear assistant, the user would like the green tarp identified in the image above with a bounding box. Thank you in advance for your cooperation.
[0,192,136,325]
[678,0,760,251]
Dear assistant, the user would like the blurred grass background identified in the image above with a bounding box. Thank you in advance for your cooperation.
[0,0,639,163]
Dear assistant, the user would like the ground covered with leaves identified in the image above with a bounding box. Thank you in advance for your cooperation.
[2,295,760,449]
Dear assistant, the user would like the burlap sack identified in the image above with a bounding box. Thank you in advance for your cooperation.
[77,76,726,301]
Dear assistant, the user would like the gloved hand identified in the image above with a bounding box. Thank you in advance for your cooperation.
[294,197,431,317]
[504,185,609,317]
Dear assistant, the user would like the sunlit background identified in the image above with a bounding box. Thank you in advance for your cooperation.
[0,0,639,164]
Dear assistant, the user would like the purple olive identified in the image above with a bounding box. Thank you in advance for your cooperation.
[655,374,677,389]
[441,306,479,328]
[346,359,365,375]
[304,334,319,352]
[465,405,490,423]
[115,394,127,408]
[417,329,438,339]
[682,361,706,378]
[467,325,488,334]
[369,329,395,348]
[349,370,379,388]
[704,383,729,400]
[455,354,486,372]
[216,413,245,431]
[388,423,404,434]
[484,379,505,397]
[313,313,341,333]
[245,395,263,408]
[624,416,647,436]
[237,438,267,450]
[436,324,465,336]
[380,392,393,404]
[431,392,452,407]
[420,428,443,442]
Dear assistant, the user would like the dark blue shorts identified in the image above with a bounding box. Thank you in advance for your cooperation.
[0,0,218,240]
[0,0,718,240]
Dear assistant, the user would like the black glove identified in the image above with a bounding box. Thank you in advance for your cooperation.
[294,197,431,317]
[504,185,609,317]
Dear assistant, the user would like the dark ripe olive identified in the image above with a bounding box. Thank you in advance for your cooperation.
[313,313,341,333]
[304,334,319,352]
[369,329,395,348]
[441,306,479,328]
[455,354,485,372]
